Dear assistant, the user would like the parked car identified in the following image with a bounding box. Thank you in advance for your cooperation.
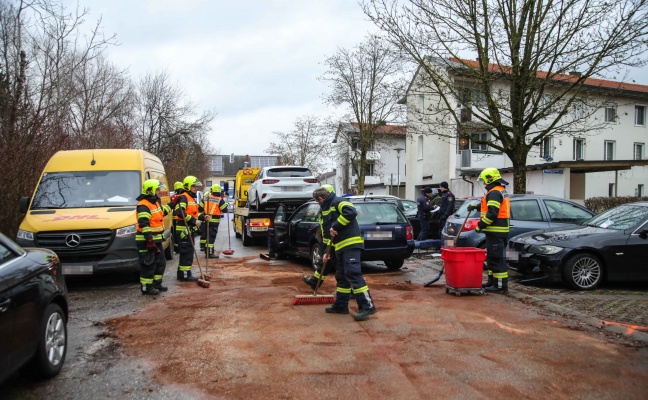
[404,198,466,240]
[0,232,68,384]
[346,194,417,213]
[508,202,648,290]
[441,194,595,247]
[268,198,415,270]
[247,166,319,210]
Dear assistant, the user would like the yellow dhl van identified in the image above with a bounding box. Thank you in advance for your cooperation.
[16,149,174,275]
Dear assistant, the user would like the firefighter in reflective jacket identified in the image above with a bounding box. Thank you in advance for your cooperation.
[199,184,228,258]
[313,187,377,321]
[472,167,511,293]
[136,179,175,295]
[302,184,336,290]
[174,175,204,281]
[170,181,184,254]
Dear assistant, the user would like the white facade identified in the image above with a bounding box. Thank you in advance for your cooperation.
[333,123,408,196]
[401,63,648,201]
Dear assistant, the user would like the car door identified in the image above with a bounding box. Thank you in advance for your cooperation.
[626,220,648,280]
[272,204,289,251]
[509,199,549,238]
[287,205,311,250]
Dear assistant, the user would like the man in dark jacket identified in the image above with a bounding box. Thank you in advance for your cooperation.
[437,181,455,238]
[416,187,433,240]
[313,187,377,321]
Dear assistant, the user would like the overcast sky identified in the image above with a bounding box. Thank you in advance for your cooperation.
[63,1,647,159]
[63,0,376,156]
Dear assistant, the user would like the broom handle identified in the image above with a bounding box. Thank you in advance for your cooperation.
[313,242,332,295]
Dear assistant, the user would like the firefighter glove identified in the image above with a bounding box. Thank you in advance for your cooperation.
[467,204,479,212]
[146,237,158,252]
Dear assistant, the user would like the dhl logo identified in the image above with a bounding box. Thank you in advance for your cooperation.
[42,215,111,222]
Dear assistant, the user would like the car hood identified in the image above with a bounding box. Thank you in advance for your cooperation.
[510,224,623,246]
[19,206,137,232]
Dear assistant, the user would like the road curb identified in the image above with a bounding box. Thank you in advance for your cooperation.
[507,290,648,344]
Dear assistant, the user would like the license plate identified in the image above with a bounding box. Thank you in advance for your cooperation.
[249,227,268,232]
[63,265,93,275]
[282,186,302,192]
[365,231,392,240]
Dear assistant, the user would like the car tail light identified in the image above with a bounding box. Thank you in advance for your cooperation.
[262,179,279,184]
[462,219,481,232]
[303,178,319,183]
[406,225,413,240]
[249,218,270,227]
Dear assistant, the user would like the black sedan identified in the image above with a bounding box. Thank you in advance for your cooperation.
[508,202,648,290]
[269,198,415,270]
[0,232,68,384]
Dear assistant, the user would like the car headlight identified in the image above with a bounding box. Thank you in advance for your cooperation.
[17,229,34,241]
[116,224,137,237]
[528,245,563,255]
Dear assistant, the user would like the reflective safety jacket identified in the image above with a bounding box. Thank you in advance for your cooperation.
[478,184,510,237]
[321,193,364,253]
[174,191,201,232]
[319,194,336,246]
[200,194,227,222]
[136,196,172,242]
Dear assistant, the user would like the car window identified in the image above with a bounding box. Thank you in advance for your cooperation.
[290,206,310,222]
[303,204,321,223]
[511,199,543,221]
[401,200,417,212]
[543,199,592,224]
[354,203,407,224]
[586,204,648,230]
[455,199,480,218]
[267,167,312,178]
[0,241,18,265]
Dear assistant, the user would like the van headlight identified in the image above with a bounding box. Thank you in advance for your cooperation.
[17,229,34,241]
[116,224,137,237]
[528,245,563,255]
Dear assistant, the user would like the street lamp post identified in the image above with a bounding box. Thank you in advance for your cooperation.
[394,147,404,198]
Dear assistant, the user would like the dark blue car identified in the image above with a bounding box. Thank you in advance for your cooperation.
[269,198,415,270]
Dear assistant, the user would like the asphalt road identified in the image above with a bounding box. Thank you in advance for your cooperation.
[2,216,646,398]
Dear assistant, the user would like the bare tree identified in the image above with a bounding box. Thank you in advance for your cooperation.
[266,115,332,176]
[0,0,118,236]
[134,70,215,177]
[363,0,648,193]
[320,34,409,194]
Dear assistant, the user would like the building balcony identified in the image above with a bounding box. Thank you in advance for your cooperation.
[366,151,381,161]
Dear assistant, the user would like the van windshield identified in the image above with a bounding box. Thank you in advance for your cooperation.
[31,171,141,209]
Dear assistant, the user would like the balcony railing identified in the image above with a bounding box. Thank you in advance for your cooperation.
[457,149,506,170]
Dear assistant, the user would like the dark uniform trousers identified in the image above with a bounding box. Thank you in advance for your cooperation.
[334,248,373,310]
[175,227,197,274]
[485,234,508,277]
[138,241,166,284]
[200,221,220,251]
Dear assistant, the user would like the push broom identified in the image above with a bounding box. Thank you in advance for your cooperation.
[222,208,234,256]
[293,244,335,305]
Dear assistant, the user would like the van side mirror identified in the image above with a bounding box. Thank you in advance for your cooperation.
[20,196,30,214]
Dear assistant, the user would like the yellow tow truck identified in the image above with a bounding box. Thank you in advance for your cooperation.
[232,167,275,246]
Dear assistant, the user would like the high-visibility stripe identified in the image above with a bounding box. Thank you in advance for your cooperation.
[178,264,191,271]
[338,201,353,210]
[336,287,352,294]
[140,277,154,284]
[353,285,369,294]
[138,212,152,219]
[487,200,501,207]
[493,272,508,279]
[482,216,493,224]
[338,215,350,225]
[334,236,364,250]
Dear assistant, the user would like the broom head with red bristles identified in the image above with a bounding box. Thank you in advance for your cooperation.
[222,249,234,256]
[292,294,335,305]
[197,278,210,288]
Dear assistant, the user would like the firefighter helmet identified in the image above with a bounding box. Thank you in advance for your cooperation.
[478,167,502,185]
[320,184,335,193]
[183,175,202,189]
[211,184,222,194]
[173,181,183,190]
[142,179,165,195]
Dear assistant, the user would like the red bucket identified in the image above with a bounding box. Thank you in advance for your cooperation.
[441,247,487,289]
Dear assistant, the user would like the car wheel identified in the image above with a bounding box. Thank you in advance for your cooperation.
[255,193,262,211]
[242,228,253,246]
[164,236,174,260]
[562,253,603,290]
[384,259,404,270]
[310,244,323,270]
[30,303,67,378]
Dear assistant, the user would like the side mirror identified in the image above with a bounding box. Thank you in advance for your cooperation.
[639,229,648,240]
[20,196,30,214]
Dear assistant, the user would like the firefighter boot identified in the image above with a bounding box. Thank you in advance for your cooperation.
[141,284,160,295]
[302,276,319,291]
[485,278,508,293]
[209,249,219,259]
[354,306,378,321]
[177,270,198,282]
[153,280,168,292]
[482,274,493,288]
[325,292,350,314]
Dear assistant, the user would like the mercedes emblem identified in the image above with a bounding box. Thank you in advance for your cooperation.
[65,233,81,248]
